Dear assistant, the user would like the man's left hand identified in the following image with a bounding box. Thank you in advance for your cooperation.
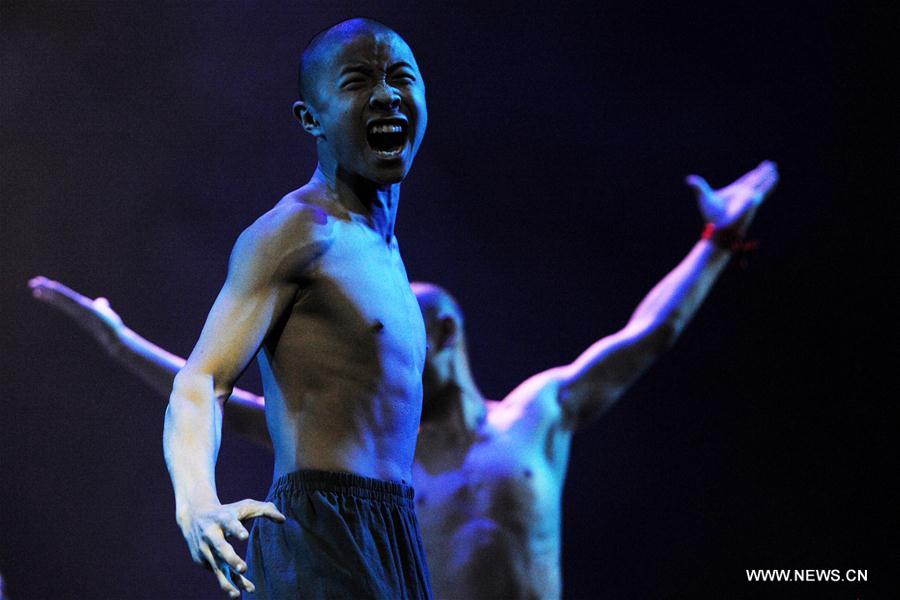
[686,160,779,233]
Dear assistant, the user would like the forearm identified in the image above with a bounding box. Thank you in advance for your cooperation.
[559,239,731,426]
[627,239,731,344]
[561,162,776,426]
[112,327,271,446]
[163,371,226,520]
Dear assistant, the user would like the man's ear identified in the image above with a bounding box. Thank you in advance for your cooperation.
[436,316,458,351]
[293,100,322,137]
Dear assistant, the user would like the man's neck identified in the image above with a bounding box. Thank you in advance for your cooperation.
[421,357,488,439]
[312,163,399,242]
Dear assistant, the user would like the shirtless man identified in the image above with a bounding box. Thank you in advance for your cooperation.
[158,18,430,599]
[31,153,779,600]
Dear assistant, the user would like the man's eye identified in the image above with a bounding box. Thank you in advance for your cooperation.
[392,75,415,85]
[340,79,366,89]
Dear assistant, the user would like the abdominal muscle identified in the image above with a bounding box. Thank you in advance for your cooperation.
[262,375,424,483]
[256,249,426,483]
[428,518,561,600]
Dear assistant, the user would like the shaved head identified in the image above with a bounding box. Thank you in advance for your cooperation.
[298,18,407,104]
[291,16,426,185]
[411,282,464,326]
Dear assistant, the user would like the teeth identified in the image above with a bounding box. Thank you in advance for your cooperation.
[369,124,404,134]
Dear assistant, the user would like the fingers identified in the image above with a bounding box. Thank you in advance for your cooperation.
[28,277,91,312]
[741,162,779,207]
[231,570,256,595]
[28,276,125,335]
[686,174,725,222]
[199,526,257,597]
[234,499,286,523]
[755,162,779,194]
[28,276,76,299]
[201,526,248,575]
[688,161,779,219]
[186,505,267,597]
[734,160,769,187]
[740,160,779,192]
[27,276,50,292]
[685,174,714,198]
[200,545,243,598]
[28,276,65,302]
[221,518,250,541]
[692,161,778,195]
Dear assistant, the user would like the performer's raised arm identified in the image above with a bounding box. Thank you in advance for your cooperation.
[554,161,779,428]
[29,276,270,447]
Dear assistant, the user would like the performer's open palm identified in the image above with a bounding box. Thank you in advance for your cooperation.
[29,276,124,352]
[686,160,779,233]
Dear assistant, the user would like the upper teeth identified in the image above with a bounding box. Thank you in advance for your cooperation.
[370,124,403,134]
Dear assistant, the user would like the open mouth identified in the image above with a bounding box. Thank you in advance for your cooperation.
[366,120,408,158]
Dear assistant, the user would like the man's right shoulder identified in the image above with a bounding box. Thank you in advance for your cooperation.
[248,191,334,241]
[230,196,336,275]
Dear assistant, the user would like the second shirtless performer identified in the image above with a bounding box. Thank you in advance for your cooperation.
[161,18,430,598]
[33,160,778,598]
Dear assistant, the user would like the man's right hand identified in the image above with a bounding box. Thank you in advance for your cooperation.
[179,498,286,598]
[29,276,125,354]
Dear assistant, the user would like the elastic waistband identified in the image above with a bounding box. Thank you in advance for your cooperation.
[269,469,415,505]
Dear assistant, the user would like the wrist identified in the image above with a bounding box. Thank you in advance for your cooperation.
[701,222,759,267]
[701,223,751,252]
[175,489,220,524]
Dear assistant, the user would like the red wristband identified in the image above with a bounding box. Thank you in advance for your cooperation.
[702,223,759,266]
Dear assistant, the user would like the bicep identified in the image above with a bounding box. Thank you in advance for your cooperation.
[177,204,327,397]
[557,321,670,427]
[182,240,299,396]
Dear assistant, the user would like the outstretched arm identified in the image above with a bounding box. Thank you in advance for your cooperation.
[556,161,779,428]
[29,277,270,448]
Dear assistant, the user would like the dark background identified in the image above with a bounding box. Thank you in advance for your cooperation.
[1,1,894,598]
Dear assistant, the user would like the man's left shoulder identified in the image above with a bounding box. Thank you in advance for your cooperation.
[500,368,567,426]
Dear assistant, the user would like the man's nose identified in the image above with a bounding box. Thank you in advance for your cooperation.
[369,81,401,111]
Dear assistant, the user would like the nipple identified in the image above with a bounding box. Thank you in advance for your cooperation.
[372,320,385,333]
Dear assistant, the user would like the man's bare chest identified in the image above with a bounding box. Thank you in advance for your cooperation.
[290,224,426,369]
[414,431,561,533]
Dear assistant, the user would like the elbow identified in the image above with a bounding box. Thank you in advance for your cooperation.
[169,369,192,404]
[622,311,684,356]
[170,368,220,408]
[165,370,223,434]
[640,319,679,356]
[166,373,192,421]
[656,319,680,351]
[627,315,680,355]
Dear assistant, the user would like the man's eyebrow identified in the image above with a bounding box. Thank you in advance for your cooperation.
[388,61,415,73]
[339,64,372,76]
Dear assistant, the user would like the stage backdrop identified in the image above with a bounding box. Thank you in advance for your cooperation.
[1,1,893,598]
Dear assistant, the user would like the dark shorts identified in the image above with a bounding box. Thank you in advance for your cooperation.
[245,469,432,599]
